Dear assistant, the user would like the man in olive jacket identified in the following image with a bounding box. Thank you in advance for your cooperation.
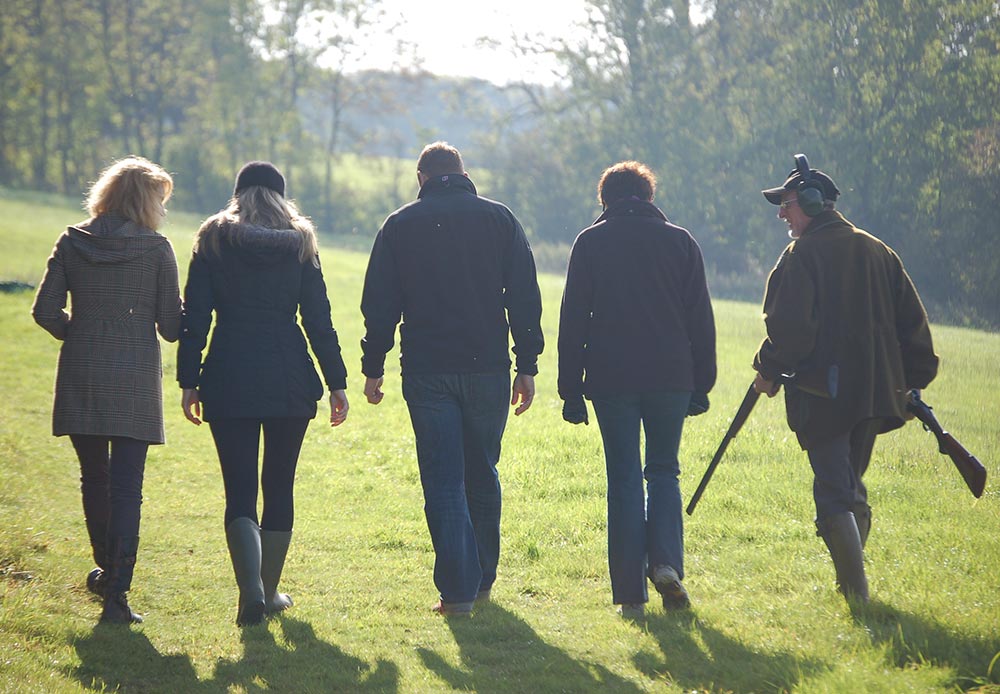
[752,155,938,603]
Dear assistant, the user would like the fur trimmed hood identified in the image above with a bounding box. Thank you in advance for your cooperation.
[195,218,310,265]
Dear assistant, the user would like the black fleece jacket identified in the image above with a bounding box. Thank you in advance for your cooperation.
[557,199,716,399]
[361,174,543,377]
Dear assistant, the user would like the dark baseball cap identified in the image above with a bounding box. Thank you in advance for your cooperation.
[762,168,840,205]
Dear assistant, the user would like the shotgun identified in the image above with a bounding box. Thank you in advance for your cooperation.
[907,391,987,498]
[686,382,759,515]
[686,368,836,516]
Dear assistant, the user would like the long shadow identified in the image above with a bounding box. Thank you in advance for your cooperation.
[639,610,827,693]
[852,600,1000,689]
[70,623,211,693]
[416,602,644,693]
[211,614,399,693]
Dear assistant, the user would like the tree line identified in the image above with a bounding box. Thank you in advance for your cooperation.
[2,0,998,327]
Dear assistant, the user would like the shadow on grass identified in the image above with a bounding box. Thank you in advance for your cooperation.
[212,614,399,692]
[852,600,1000,689]
[71,622,209,693]
[638,610,827,693]
[416,602,644,693]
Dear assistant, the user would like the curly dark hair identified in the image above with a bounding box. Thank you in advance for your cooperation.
[597,161,656,207]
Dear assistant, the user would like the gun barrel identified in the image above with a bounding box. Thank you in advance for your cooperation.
[686,383,760,515]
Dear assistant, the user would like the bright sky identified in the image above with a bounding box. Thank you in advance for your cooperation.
[358,0,592,85]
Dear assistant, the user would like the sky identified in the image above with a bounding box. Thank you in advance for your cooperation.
[352,0,592,85]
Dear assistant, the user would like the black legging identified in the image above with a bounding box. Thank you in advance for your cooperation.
[69,435,149,540]
[208,418,310,531]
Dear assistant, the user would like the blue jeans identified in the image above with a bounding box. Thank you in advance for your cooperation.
[402,372,510,606]
[591,391,690,605]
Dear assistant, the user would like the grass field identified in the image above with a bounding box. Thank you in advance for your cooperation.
[1,188,998,693]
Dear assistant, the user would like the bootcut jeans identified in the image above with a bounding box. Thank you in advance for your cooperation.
[402,371,510,607]
[590,390,691,605]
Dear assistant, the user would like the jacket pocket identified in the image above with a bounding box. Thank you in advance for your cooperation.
[784,388,810,432]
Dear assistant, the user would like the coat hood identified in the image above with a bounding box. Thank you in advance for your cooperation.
[67,214,169,265]
[197,219,307,266]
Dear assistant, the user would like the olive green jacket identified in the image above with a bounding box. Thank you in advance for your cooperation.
[753,211,938,449]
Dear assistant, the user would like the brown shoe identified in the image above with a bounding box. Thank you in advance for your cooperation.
[432,600,473,617]
[651,565,691,610]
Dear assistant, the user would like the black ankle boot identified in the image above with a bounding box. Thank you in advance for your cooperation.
[86,567,106,597]
[101,591,143,624]
[100,536,143,624]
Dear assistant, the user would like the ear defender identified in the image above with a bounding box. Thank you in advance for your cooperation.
[793,153,825,217]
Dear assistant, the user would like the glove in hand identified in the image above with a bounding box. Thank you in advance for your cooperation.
[687,392,709,417]
[562,395,589,425]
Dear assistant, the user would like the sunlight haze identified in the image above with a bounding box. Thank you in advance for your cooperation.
[363,0,590,85]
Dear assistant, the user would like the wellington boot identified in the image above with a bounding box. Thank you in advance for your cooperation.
[226,517,266,627]
[818,512,869,603]
[851,503,872,549]
[260,529,293,615]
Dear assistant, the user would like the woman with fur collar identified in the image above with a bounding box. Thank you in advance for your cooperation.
[177,161,349,626]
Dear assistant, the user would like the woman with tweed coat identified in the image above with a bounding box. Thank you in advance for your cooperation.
[32,156,181,624]
[178,161,349,627]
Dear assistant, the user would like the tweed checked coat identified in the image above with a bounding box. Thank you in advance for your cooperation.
[32,214,182,444]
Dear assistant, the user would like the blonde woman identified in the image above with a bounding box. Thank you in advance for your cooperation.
[32,156,181,624]
[178,161,349,627]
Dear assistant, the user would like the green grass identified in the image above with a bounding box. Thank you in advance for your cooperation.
[1,189,998,693]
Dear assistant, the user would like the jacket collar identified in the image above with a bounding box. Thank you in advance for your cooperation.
[418,173,477,198]
[801,209,850,237]
[593,198,668,225]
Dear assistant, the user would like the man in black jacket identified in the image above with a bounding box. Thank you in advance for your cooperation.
[558,161,716,619]
[361,142,544,615]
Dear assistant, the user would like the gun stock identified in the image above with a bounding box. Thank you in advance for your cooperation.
[938,432,986,498]
[907,395,987,499]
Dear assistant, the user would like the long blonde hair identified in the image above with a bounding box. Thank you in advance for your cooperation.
[86,156,173,231]
[195,186,320,266]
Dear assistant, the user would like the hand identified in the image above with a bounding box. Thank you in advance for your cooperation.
[561,395,589,425]
[182,388,202,425]
[364,376,384,405]
[329,389,349,426]
[753,372,781,398]
[687,391,709,416]
[511,374,535,416]
[905,388,920,421]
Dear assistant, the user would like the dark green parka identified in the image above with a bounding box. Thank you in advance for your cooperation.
[753,210,938,449]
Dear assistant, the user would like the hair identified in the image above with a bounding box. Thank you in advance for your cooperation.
[86,156,173,230]
[597,161,656,207]
[195,186,320,266]
[417,141,465,177]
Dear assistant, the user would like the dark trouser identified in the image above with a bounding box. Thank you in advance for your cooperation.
[208,418,310,531]
[402,372,510,607]
[591,391,691,605]
[806,418,882,523]
[69,435,149,556]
